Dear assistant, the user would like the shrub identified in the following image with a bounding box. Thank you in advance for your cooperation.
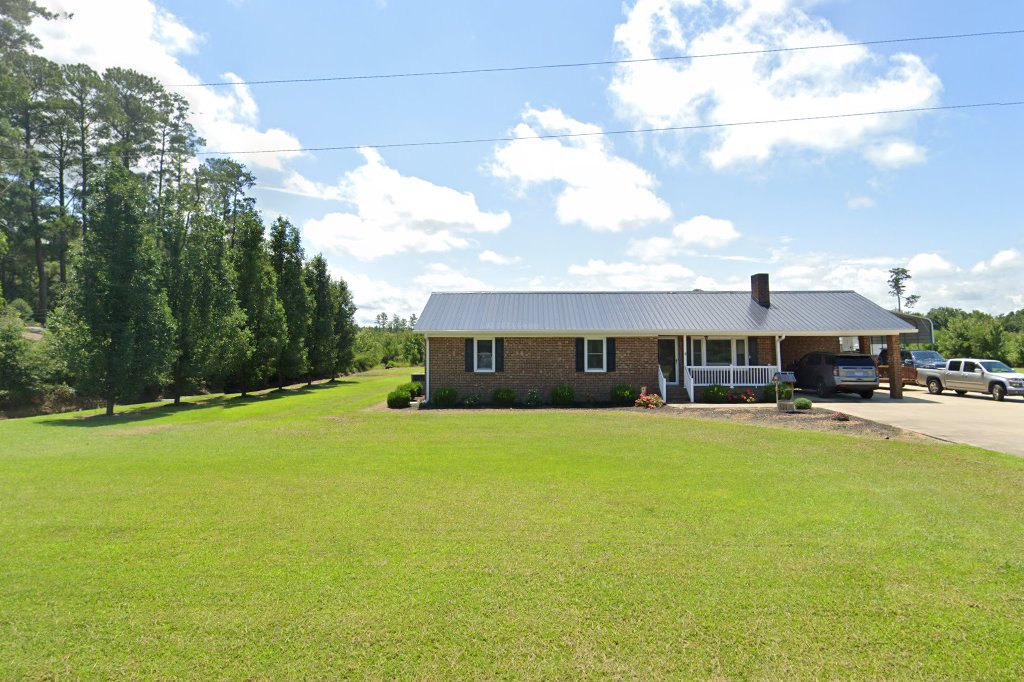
[492,387,517,407]
[635,393,664,409]
[832,411,850,422]
[794,397,813,410]
[398,381,423,398]
[462,393,481,408]
[352,353,377,372]
[7,298,34,322]
[432,387,458,407]
[610,383,637,406]
[703,384,729,403]
[386,389,411,409]
[761,383,793,402]
[524,389,543,408]
[550,384,575,406]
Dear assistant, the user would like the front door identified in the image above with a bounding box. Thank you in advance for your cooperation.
[658,337,678,384]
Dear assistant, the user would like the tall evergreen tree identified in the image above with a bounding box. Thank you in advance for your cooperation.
[161,188,249,404]
[268,217,310,390]
[230,210,285,397]
[333,276,358,378]
[303,254,336,385]
[51,163,174,415]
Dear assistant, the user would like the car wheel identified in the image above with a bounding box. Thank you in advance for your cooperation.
[817,379,832,398]
[927,378,943,395]
[955,390,967,396]
[859,390,874,399]
[992,384,1006,402]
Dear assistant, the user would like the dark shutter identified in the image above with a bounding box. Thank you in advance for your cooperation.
[575,338,585,372]
[465,338,474,372]
[607,338,616,372]
[495,338,505,372]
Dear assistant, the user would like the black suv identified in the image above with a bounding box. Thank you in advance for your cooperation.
[793,352,880,399]
[877,348,946,369]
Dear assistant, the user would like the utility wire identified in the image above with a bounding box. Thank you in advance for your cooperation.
[192,100,1024,156]
[5,99,1021,162]
[169,29,1024,88]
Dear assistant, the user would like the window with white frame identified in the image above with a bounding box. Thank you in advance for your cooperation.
[474,338,495,372]
[691,337,750,366]
[585,338,606,372]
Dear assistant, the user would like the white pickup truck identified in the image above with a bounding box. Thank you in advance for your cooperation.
[916,358,1024,402]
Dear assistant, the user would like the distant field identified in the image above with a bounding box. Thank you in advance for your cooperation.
[2,369,1023,679]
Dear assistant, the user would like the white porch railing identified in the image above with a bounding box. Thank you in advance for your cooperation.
[687,365,778,388]
[657,366,668,404]
[683,365,695,403]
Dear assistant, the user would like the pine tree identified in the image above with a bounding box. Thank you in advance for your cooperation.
[231,210,285,397]
[303,254,336,385]
[268,217,310,390]
[51,163,174,415]
[162,188,249,404]
[333,276,358,378]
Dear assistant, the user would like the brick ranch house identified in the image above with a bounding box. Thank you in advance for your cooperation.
[414,273,916,403]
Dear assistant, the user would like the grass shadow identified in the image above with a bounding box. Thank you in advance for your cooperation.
[40,380,359,428]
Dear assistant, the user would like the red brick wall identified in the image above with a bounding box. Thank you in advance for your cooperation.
[779,336,841,369]
[753,336,777,365]
[427,336,658,403]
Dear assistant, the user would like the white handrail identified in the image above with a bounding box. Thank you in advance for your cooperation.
[683,365,695,402]
[657,365,668,404]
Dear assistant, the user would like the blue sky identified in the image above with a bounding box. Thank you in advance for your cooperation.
[35,0,1024,322]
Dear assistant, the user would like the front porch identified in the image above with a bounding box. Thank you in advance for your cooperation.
[656,333,907,404]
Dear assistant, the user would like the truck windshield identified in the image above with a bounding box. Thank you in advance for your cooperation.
[833,356,875,367]
[980,361,1014,373]
[911,351,944,362]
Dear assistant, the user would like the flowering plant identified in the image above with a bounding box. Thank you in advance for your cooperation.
[634,393,664,409]
[727,389,758,404]
[831,411,850,422]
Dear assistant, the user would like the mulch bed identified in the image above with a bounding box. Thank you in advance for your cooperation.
[660,405,922,442]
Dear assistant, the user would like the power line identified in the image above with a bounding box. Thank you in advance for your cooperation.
[4,99,1020,163]
[169,29,1024,88]
[192,100,1024,156]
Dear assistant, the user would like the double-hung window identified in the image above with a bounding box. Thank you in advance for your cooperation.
[585,338,606,372]
[474,338,495,372]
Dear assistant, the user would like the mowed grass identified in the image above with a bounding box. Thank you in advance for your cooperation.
[2,371,1023,679]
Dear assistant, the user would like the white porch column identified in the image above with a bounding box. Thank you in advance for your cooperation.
[775,335,785,372]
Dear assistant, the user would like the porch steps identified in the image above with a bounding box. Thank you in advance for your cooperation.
[665,385,690,404]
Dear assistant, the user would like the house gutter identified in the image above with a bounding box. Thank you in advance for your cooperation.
[775,335,786,372]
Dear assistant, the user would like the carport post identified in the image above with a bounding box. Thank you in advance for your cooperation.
[858,335,871,354]
[887,334,904,399]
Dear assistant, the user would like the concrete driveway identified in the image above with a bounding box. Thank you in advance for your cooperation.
[806,385,1024,457]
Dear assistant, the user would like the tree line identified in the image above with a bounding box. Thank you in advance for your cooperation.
[924,307,1024,367]
[0,3,358,414]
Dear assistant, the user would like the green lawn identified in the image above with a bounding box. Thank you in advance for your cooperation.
[2,370,1023,679]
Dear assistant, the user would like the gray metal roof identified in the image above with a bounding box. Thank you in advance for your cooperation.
[415,291,916,335]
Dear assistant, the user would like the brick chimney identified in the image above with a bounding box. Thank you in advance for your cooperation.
[751,273,770,308]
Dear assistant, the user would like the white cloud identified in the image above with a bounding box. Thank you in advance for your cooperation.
[491,107,671,231]
[865,141,927,168]
[302,148,511,261]
[414,263,491,291]
[627,215,741,262]
[847,196,875,210]
[34,1,302,170]
[971,249,1023,274]
[567,259,696,289]
[329,268,427,326]
[609,0,942,169]
[771,248,1023,313]
[479,250,520,265]
[907,252,955,275]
